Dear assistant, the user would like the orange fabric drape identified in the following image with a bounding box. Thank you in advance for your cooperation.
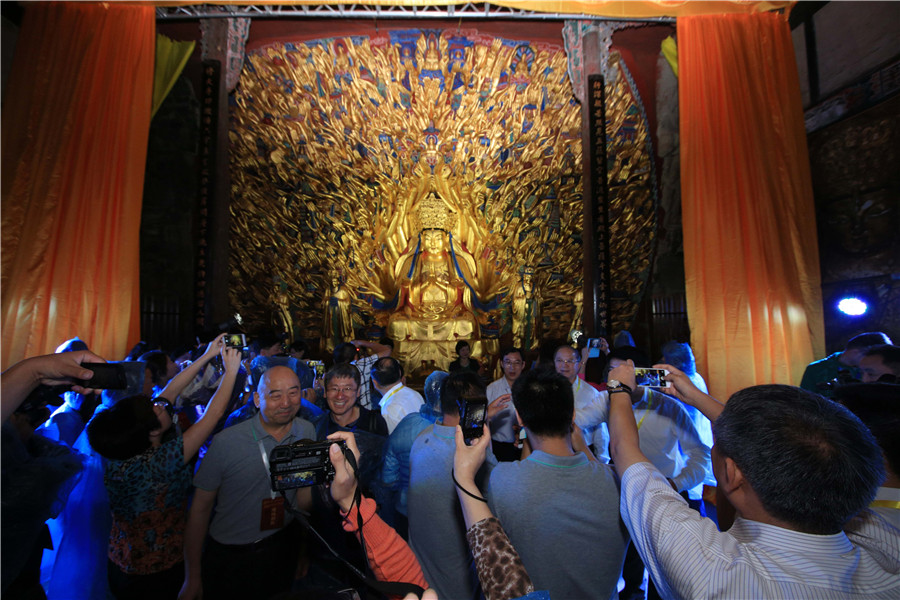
[679,12,824,400]
[1,2,155,369]
[151,0,794,18]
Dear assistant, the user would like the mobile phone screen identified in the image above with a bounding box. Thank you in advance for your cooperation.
[79,362,128,390]
[461,398,487,443]
[633,368,670,388]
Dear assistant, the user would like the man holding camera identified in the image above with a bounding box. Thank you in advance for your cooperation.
[408,371,497,600]
[179,366,315,600]
[608,361,899,599]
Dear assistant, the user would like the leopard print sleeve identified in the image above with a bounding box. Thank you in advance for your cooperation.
[466,517,534,600]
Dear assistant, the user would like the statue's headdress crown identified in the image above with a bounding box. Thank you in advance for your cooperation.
[414,191,456,232]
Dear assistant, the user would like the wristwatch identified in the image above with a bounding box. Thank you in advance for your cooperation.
[607,380,633,395]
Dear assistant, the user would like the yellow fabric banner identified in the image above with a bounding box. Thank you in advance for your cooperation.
[152,35,196,118]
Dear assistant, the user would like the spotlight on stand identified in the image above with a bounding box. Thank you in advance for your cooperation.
[837,297,868,317]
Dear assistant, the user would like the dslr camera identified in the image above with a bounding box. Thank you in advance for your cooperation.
[269,439,347,491]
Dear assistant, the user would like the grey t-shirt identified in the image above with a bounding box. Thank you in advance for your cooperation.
[488,449,629,600]
[408,423,497,600]
[194,415,315,545]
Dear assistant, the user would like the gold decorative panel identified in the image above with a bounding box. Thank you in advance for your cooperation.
[229,29,585,357]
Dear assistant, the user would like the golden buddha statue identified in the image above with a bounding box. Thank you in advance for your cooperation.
[323,270,353,353]
[512,268,542,350]
[387,192,480,343]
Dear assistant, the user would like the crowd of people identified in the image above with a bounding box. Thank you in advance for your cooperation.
[2,328,898,600]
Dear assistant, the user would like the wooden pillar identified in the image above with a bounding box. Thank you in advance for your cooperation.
[199,18,244,330]
[580,28,612,338]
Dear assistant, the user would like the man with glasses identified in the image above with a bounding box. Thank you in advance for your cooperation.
[487,347,525,461]
[554,345,610,461]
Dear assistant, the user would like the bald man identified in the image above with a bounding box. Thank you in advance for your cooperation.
[181,366,315,600]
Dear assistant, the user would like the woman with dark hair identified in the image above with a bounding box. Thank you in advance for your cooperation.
[86,341,241,599]
[449,340,480,374]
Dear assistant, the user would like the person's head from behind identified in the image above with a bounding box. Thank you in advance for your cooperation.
[333,342,359,366]
[661,341,697,375]
[424,370,449,415]
[835,382,900,483]
[858,344,900,383]
[138,350,178,391]
[289,339,308,360]
[254,366,302,428]
[254,331,283,358]
[55,337,89,354]
[324,363,361,420]
[440,371,484,418]
[87,395,173,460]
[842,332,893,367]
[511,367,573,439]
[371,356,403,389]
[455,340,471,359]
[712,384,884,534]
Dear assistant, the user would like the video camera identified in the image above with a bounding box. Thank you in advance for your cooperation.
[269,439,347,491]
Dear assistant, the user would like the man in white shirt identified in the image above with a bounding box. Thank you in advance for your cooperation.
[554,345,609,461]
[607,361,899,599]
[486,346,525,461]
[372,356,424,434]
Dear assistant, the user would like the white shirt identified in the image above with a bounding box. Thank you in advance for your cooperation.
[353,353,380,410]
[621,461,900,599]
[631,388,710,496]
[379,382,424,434]
[487,377,516,443]
[572,378,610,462]
[872,486,900,529]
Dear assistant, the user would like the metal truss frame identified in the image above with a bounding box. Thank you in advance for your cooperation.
[156,2,673,22]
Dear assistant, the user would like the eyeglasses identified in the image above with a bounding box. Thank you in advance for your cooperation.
[502,360,524,366]
[327,386,357,396]
[554,358,580,365]
[153,400,175,418]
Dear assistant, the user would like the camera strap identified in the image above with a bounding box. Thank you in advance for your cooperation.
[280,447,425,599]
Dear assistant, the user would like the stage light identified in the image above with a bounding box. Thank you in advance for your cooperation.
[837,297,868,316]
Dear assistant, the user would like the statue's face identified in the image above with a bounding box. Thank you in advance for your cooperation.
[422,229,446,255]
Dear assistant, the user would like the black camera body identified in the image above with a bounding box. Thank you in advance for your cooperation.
[269,439,346,491]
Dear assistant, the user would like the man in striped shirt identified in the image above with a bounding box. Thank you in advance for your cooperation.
[607,361,899,599]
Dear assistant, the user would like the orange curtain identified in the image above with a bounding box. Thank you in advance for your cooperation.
[151,0,794,18]
[679,13,824,400]
[1,2,155,369]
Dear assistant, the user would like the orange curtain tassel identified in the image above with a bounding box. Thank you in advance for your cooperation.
[679,13,825,399]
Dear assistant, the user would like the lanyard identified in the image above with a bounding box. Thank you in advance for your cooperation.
[380,384,402,407]
[252,423,278,499]
[573,378,582,395]
[635,393,654,431]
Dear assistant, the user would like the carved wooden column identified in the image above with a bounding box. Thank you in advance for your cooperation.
[579,28,612,338]
[198,16,249,329]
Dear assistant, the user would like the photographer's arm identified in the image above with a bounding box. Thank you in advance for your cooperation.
[326,431,428,589]
[181,347,240,463]
[353,339,392,358]
[1,351,103,422]
[179,487,217,600]
[454,425,535,600]
[654,363,725,422]
[607,361,650,479]
[158,334,225,402]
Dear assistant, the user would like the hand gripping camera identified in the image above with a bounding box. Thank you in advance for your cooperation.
[269,439,347,491]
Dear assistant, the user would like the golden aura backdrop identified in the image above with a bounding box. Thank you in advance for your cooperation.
[228,27,655,352]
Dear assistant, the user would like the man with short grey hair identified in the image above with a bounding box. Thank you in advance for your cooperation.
[180,366,315,600]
